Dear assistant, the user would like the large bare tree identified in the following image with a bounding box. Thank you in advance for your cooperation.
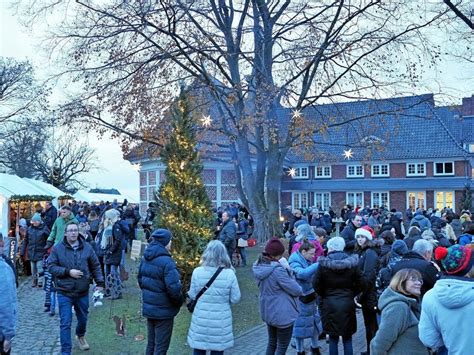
[18,0,453,240]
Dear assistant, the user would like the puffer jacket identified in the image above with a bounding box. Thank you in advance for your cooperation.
[253,255,303,328]
[187,266,241,351]
[313,251,362,337]
[356,240,382,310]
[458,233,474,246]
[419,276,474,355]
[0,257,17,341]
[410,214,431,232]
[370,287,429,355]
[21,223,50,261]
[137,241,183,320]
[288,251,321,339]
[48,236,104,298]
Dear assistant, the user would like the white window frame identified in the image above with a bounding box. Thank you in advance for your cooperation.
[406,162,426,177]
[346,165,364,178]
[313,192,331,211]
[407,191,426,211]
[314,165,332,178]
[435,191,455,210]
[292,167,309,179]
[371,164,390,177]
[292,191,308,209]
[434,161,455,176]
[346,191,364,207]
[371,191,390,209]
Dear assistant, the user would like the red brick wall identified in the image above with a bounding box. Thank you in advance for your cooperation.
[390,191,406,211]
[455,161,467,177]
[331,192,346,210]
[364,192,371,207]
[455,190,464,212]
[426,162,433,177]
[426,190,434,209]
[281,192,292,208]
[332,165,346,179]
[390,163,405,178]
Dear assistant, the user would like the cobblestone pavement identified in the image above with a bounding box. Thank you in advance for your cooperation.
[229,311,367,355]
[12,278,62,355]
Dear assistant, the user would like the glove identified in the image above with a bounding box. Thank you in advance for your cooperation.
[44,240,53,251]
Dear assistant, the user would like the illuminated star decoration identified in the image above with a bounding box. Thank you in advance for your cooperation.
[288,167,296,177]
[201,115,212,127]
[292,109,301,119]
[343,149,353,160]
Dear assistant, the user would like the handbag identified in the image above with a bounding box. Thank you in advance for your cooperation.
[186,267,224,313]
[237,238,248,247]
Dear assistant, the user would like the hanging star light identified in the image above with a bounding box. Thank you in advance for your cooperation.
[201,115,212,127]
[343,149,353,160]
[292,109,301,119]
[288,167,297,177]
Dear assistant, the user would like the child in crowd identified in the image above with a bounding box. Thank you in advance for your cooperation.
[42,249,56,316]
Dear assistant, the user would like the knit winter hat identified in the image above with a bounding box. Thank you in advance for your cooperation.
[355,228,373,241]
[151,228,172,247]
[19,218,27,228]
[391,240,408,257]
[293,219,308,230]
[264,238,285,257]
[435,245,474,276]
[421,229,436,241]
[31,213,42,223]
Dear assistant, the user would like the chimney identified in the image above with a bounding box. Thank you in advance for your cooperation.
[461,95,474,116]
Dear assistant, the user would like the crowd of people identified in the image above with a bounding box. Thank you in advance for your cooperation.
[0,199,473,355]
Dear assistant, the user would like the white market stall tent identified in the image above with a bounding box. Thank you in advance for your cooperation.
[0,173,66,237]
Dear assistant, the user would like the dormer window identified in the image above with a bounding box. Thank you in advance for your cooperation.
[361,135,385,145]
[292,167,309,179]
[371,164,390,177]
[434,162,454,176]
[315,166,331,178]
[406,163,426,177]
[347,165,364,178]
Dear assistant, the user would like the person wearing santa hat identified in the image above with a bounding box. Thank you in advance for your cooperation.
[354,228,383,355]
[419,244,474,355]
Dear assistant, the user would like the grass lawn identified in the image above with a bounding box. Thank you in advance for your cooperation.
[86,246,263,354]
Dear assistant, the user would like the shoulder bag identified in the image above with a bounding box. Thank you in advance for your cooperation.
[186,267,224,313]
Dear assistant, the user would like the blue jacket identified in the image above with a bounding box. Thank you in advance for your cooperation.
[410,214,431,232]
[458,233,473,246]
[419,276,474,355]
[138,241,184,320]
[0,257,17,341]
[43,205,58,230]
[288,251,320,338]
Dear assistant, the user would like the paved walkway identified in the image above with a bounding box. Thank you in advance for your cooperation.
[12,279,62,355]
[229,312,367,354]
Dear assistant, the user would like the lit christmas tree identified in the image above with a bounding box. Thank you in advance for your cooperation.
[155,89,214,290]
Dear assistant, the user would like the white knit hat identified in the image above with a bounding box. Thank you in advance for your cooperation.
[355,228,373,241]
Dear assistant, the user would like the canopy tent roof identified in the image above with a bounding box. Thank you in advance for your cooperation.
[0,173,55,199]
[73,190,138,204]
[22,178,66,198]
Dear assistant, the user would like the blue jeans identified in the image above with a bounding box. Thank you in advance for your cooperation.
[237,247,247,265]
[329,335,353,355]
[58,294,89,355]
[266,324,293,355]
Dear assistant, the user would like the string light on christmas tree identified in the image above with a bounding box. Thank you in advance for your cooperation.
[288,167,296,177]
[343,149,353,160]
[180,161,185,170]
[201,115,212,127]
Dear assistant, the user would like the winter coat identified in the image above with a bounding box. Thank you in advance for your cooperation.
[458,233,474,246]
[43,205,58,230]
[137,241,183,320]
[450,219,463,238]
[340,221,357,253]
[48,236,104,298]
[21,224,50,262]
[390,216,404,240]
[378,243,392,268]
[410,214,431,232]
[0,257,17,341]
[76,214,88,224]
[237,219,249,240]
[187,266,241,351]
[219,220,237,255]
[47,214,79,245]
[356,241,381,310]
[291,239,324,263]
[102,223,124,266]
[419,277,474,355]
[370,287,429,355]
[390,252,440,296]
[253,255,303,328]
[313,251,362,337]
[288,251,321,339]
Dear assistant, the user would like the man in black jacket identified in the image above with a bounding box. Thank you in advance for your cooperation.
[340,214,362,254]
[48,223,104,355]
[390,239,440,296]
[219,211,237,261]
[43,201,58,230]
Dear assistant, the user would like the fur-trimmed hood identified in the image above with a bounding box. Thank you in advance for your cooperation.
[318,251,359,271]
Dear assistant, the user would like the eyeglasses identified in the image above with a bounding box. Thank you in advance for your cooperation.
[408,277,423,284]
[67,229,79,233]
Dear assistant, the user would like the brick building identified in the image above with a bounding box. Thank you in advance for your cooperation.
[127,94,474,215]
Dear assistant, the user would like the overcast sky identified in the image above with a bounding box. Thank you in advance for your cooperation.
[1,2,473,201]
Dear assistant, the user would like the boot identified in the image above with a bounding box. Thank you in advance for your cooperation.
[311,347,322,355]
